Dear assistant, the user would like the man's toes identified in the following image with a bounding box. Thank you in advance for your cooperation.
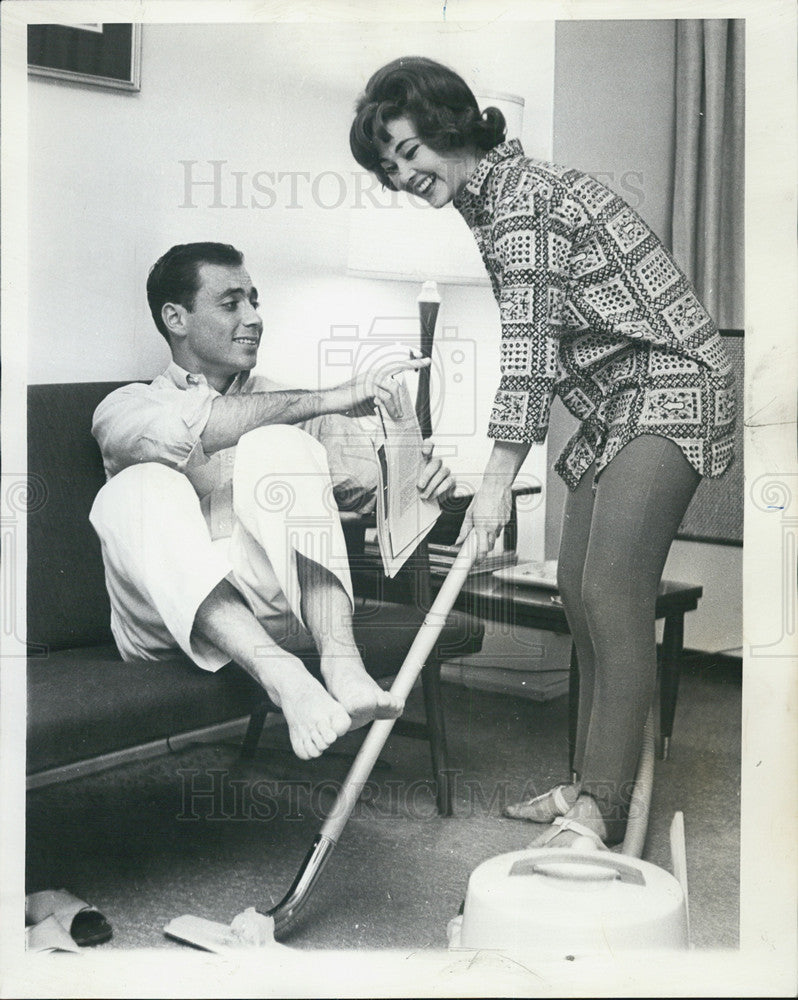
[373,691,402,719]
[330,708,352,738]
[312,721,339,751]
[291,735,312,760]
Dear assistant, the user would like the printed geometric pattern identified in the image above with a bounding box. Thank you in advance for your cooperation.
[572,334,630,369]
[550,196,589,229]
[563,299,591,331]
[495,215,536,268]
[535,160,572,178]
[501,287,534,324]
[616,319,657,341]
[602,388,637,425]
[536,336,561,379]
[634,247,681,299]
[560,385,596,420]
[571,174,616,217]
[648,348,702,377]
[639,388,702,426]
[454,140,737,487]
[500,337,532,375]
[490,389,528,428]
[713,387,737,426]
[606,207,650,253]
[571,234,609,278]
[547,286,567,326]
[591,351,638,393]
[662,291,712,342]
[548,232,571,274]
[582,276,637,319]
[710,439,734,475]
[678,439,705,467]
[562,436,597,481]
[694,335,733,376]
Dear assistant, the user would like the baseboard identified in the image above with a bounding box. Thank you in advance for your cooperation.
[678,648,743,679]
[26,715,256,791]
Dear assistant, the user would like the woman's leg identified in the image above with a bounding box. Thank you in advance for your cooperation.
[569,434,700,842]
[556,462,601,779]
[503,464,597,824]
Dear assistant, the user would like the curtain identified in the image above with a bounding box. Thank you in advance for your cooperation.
[672,19,745,330]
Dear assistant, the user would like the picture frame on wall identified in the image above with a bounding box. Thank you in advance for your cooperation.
[27,22,141,92]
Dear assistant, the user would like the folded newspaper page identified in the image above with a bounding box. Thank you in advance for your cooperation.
[373,376,441,577]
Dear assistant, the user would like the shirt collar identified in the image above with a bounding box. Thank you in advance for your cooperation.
[456,139,524,203]
[164,361,250,394]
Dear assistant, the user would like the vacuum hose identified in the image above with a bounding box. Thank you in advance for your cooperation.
[621,705,656,858]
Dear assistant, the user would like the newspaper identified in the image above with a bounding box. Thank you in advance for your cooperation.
[372,376,441,578]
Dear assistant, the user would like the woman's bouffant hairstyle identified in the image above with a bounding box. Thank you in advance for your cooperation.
[350,56,506,188]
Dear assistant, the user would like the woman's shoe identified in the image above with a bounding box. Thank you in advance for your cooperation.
[503,783,578,823]
[525,816,608,851]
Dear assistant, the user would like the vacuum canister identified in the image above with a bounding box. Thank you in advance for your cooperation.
[453,848,689,954]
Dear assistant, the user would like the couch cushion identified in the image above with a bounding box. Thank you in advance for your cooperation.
[27,382,133,651]
[27,646,264,774]
[27,600,484,774]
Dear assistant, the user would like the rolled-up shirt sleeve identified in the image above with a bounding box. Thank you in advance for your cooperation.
[92,382,216,477]
[487,187,570,445]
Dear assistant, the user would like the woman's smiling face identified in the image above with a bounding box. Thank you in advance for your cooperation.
[374,116,479,208]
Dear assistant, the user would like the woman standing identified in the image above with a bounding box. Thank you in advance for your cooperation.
[350,57,736,848]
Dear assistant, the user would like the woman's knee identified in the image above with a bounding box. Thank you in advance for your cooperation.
[579,559,656,637]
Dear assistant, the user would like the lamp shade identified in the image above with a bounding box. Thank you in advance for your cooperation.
[346,94,525,285]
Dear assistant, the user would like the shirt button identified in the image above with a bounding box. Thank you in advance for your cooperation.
[186,374,201,385]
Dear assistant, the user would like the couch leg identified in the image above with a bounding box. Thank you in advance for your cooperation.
[240,702,269,760]
[421,659,452,817]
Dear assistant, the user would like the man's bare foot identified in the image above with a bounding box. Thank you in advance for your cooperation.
[266,657,352,760]
[321,650,403,730]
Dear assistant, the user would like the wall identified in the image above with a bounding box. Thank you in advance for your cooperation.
[27,19,555,560]
[545,19,742,653]
[27,18,740,649]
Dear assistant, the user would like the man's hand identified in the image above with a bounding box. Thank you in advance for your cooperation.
[417,440,455,502]
[326,356,431,420]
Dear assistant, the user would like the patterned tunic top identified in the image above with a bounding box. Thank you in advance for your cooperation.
[454,140,736,490]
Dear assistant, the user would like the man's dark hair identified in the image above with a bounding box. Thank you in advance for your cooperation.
[146,242,244,340]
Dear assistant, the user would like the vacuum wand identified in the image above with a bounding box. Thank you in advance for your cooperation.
[262,530,479,937]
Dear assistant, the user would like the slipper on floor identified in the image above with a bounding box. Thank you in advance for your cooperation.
[25,889,112,946]
[526,816,608,852]
[25,915,82,954]
[503,783,575,823]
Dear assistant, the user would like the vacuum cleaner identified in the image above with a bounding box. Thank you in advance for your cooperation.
[165,531,690,954]
[447,712,692,954]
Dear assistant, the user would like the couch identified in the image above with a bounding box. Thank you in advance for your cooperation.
[26,382,484,813]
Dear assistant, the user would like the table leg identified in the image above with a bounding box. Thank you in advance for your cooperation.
[568,642,579,779]
[660,614,685,760]
[420,660,453,817]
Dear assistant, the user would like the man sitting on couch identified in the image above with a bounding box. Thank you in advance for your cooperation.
[90,241,453,761]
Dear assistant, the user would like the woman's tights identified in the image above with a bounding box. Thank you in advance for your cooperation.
[557,434,700,842]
